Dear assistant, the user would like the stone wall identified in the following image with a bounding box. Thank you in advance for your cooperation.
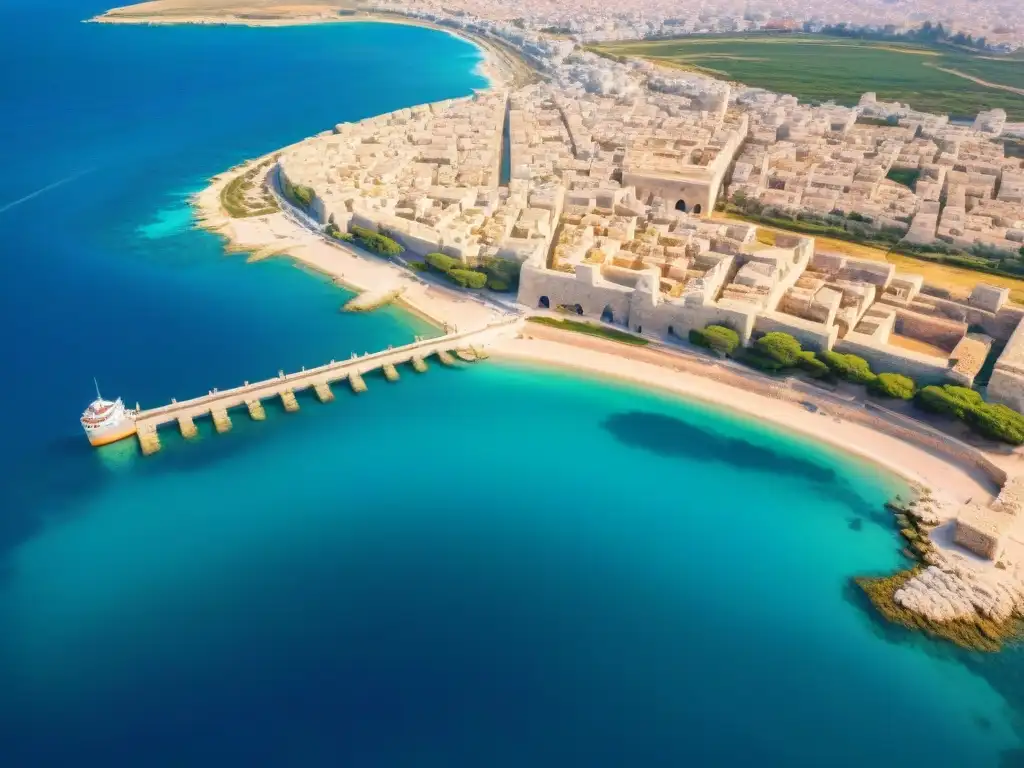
[622,171,719,216]
[955,504,1012,560]
[754,311,838,352]
[988,315,1024,411]
[518,263,633,325]
[893,307,966,352]
[835,335,952,384]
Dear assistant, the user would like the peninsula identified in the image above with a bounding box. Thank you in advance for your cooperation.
[98,3,1024,649]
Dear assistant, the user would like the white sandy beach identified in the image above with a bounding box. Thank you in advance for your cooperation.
[193,166,508,332]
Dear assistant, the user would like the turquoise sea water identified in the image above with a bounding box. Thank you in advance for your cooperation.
[2,2,1024,765]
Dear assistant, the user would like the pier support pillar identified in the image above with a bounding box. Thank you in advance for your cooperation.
[349,371,367,393]
[383,363,400,382]
[177,415,198,439]
[455,348,477,363]
[247,400,266,421]
[411,355,428,373]
[211,408,232,433]
[281,389,299,412]
[314,382,334,403]
[137,426,161,456]
[437,350,456,366]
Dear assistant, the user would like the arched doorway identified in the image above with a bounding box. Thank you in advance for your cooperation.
[539,296,550,309]
[692,203,702,215]
[667,325,675,337]
[601,305,615,323]
[675,199,687,213]
[573,304,584,316]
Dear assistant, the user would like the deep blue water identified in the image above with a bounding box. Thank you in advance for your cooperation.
[1,2,1024,766]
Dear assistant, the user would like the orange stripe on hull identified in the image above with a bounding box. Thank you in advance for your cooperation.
[87,423,138,447]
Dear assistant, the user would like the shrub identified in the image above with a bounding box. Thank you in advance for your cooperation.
[351,225,403,257]
[283,179,315,209]
[966,403,1024,445]
[325,222,353,242]
[479,257,522,291]
[449,269,487,289]
[754,332,802,367]
[741,348,785,371]
[915,385,983,419]
[424,252,461,273]
[870,372,916,399]
[819,351,877,384]
[690,325,739,356]
[796,350,830,378]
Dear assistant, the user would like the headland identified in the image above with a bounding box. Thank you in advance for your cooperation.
[98,5,1024,649]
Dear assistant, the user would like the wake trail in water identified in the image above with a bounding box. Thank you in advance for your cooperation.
[0,168,94,215]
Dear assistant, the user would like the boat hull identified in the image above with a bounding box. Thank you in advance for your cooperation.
[86,422,138,447]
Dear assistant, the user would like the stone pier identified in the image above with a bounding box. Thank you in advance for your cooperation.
[177,415,198,439]
[211,407,232,433]
[127,319,521,456]
[281,389,299,412]
[137,426,161,455]
[314,382,334,402]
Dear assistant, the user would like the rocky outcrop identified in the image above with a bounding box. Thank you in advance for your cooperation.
[894,565,1024,623]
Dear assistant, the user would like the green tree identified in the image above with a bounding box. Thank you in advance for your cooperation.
[690,325,740,356]
[449,269,487,289]
[796,350,829,378]
[870,372,916,399]
[915,385,983,419]
[819,351,877,384]
[425,252,461,273]
[967,403,1024,445]
[754,332,802,367]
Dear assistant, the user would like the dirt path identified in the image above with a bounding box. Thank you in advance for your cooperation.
[928,65,1024,96]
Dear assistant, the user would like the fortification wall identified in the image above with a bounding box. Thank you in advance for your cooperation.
[754,311,838,352]
[835,336,951,384]
[630,299,758,343]
[517,265,633,325]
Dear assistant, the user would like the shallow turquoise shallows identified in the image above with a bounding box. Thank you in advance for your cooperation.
[1,3,1023,766]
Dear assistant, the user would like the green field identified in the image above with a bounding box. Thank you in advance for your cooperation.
[592,35,1024,119]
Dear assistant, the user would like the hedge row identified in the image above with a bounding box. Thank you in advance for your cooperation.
[685,326,1024,445]
[350,225,403,257]
[423,252,519,292]
[688,325,739,356]
[916,385,1024,444]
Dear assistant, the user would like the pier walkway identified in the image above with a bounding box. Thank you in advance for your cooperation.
[134,319,519,452]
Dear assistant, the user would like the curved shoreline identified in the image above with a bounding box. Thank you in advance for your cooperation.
[491,330,1000,502]
[143,9,1023,646]
[86,8,530,88]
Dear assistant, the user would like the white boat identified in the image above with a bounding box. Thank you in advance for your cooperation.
[81,380,137,447]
